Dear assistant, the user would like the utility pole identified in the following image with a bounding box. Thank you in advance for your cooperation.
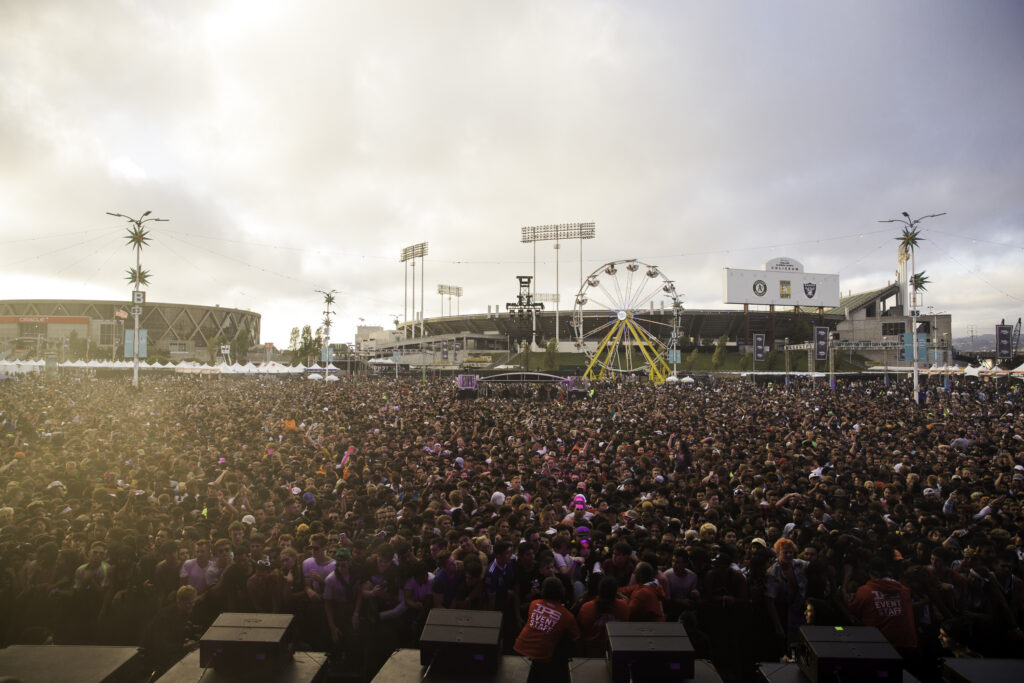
[108,210,166,388]
[880,211,945,405]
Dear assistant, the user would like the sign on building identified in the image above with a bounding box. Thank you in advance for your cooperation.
[724,257,840,307]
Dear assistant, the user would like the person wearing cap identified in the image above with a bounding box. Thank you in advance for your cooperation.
[302,532,335,608]
[324,547,362,652]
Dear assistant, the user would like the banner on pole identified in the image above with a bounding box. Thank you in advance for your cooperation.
[814,326,828,362]
[996,324,1013,360]
[124,330,148,358]
[753,333,767,363]
[902,332,927,362]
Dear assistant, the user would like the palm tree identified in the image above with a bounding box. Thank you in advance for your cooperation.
[910,271,930,293]
[124,267,152,287]
[896,223,924,311]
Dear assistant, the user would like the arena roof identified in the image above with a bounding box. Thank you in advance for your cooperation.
[0,299,260,351]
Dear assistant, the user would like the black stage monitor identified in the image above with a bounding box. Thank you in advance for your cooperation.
[606,621,695,682]
[419,609,503,674]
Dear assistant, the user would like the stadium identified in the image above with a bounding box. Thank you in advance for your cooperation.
[0,299,260,360]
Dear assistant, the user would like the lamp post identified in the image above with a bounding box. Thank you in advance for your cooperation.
[316,289,338,369]
[108,211,167,388]
[879,211,945,404]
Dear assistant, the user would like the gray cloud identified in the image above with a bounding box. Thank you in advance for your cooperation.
[2,1,1022,345]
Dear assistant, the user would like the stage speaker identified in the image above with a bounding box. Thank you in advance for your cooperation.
[942,658,1024,683]
[606,621,694,682]
[419,609,502,674]
[571,657,721,683]
[797,625,902,683]
[199,612,295,672]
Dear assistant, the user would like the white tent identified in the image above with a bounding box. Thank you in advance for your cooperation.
[680,376,696,384]
[307,373,324,381]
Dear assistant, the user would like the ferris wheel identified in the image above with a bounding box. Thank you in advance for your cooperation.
[572,259,682,384]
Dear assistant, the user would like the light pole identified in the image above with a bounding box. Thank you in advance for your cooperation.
[109,210,167,388]
[438,284,463,317]
[521,223,595,347]
[316,289,338,369]
[401,242,428,339]
[880,211,945,404]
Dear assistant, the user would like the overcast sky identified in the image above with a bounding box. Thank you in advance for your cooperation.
[2,0,1022,347]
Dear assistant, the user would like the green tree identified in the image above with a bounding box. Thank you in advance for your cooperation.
[230,327,252,363]
[288,327,300,351]
[67,331,88,359]
[711,334,728,370]
[790,317,812,344]
[738,351,753,370]
[297,325,315,364]
[684,347,699,371]
[209,332,227,363]
[543,338,558,370]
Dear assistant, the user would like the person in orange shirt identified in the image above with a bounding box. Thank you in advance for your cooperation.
[848,558,917,653]
[576,575,629,657]
[620,562,666,622]
[514,577,581,683]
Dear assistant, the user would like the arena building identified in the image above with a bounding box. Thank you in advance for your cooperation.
[0,299,260,360]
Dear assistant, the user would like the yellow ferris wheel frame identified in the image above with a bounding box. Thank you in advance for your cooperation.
[581,310,674,385]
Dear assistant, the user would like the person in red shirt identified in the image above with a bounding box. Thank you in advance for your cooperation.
[848,558,917,653]
[620,562,666,622]
[514,577,581,683]
[576,575,630,657]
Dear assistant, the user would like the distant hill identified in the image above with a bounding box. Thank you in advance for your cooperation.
[953,334,996,352]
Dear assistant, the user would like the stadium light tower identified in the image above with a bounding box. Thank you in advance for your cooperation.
[521,223,595,344]
[879,211,945,405]
[438,284,463,317]
[401,242,428,339]
[108,210,167,388]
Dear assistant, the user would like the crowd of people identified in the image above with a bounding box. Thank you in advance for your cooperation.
[1,372,1022,681]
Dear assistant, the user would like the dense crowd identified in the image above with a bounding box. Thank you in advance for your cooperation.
[1,373,1022,681]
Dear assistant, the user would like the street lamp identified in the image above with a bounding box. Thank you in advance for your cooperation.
[879,211,945,404]
[316,289,338,368]
[108,210,167,388]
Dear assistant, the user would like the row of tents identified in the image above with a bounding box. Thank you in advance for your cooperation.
[0,359,342,376]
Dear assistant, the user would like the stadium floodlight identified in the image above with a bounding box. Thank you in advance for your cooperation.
[520,222,595,344]
[438,284,463,317]
[400,242,429,338]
